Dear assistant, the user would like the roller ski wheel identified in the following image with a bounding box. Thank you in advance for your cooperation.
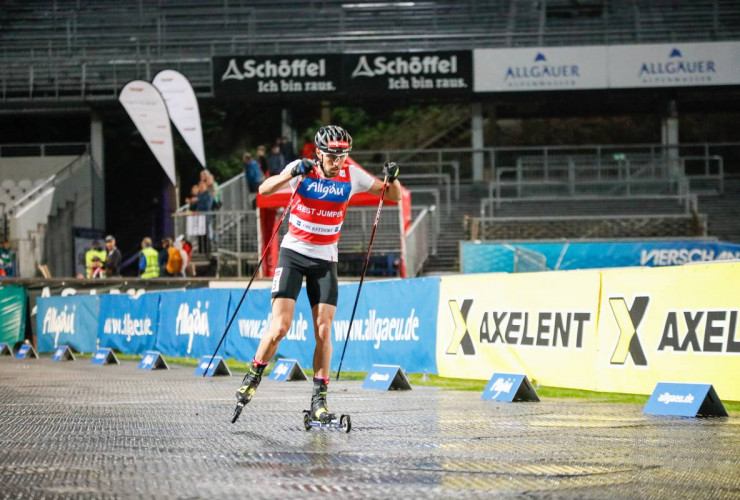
[302,410,352,433]
[231,402,245,424]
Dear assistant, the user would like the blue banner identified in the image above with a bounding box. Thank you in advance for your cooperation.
[155,289,231,358]
[461,240,740,273]
[37,295,99,353]
[98,293,161,354]
[224,277,440,374]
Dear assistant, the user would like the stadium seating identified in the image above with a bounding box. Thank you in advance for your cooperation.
[2,0,740,100]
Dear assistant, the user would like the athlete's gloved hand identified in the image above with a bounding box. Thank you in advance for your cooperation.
[383,161,399,182]
[291,158,316,177]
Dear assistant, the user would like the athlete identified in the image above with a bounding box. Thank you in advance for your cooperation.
[235,125,402,423]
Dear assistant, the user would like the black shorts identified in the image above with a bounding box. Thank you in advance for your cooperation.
[271,248,338,307]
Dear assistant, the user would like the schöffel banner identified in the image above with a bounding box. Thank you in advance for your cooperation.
[36,295,99,353]
[343,51,472,96]
[0,285,26,346]
[98,293,161,354]
[156,289,231,358]
[225,277,440,373]
[213,54,342,99]
[436,271,600,389]
[595,262,740,401]
[460,239,740,273]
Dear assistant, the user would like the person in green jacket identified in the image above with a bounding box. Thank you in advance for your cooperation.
[85,241,106,279]
[139,237,160,279]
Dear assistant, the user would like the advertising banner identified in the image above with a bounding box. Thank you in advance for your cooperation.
[436,271,600,387]
[225,277,440,373]
[607,42,740,89]
[474,46,608,92]
[156,289,231,358]
[0,285,26,346]
[214,54,342,100]
[36,295,99,353]
[152,70,206,168]
[343,51,472,96]
[119,80,176,185]
[461,239,740,273]
[98,293,161,354]
[595,262,740,401]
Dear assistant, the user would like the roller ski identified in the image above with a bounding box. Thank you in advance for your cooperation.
[231,361,266,424]
[302,377,352,433]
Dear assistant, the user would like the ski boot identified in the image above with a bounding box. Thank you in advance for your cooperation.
[302,377,351,433]
[232,361,266,423]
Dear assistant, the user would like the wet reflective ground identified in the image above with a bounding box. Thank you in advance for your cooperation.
[1,359,738,499]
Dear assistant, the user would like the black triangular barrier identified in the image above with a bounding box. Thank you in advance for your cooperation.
[0,343,12,356]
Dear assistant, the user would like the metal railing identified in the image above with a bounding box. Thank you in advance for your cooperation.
[404,206,435,278]
[0,142,90,157]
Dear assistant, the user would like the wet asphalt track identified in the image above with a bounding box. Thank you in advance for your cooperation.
[1,357,739,499]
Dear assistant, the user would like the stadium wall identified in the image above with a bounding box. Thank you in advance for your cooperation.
[17,262,740,400]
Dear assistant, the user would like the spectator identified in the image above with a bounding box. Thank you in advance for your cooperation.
[139,237,160,278]
[300,134,315,160]
[243,151,264,193]
[173,238,189,277]
[0,240,16,278]
[166,238,184,277]
[159,238,171,276]
[278,135,296,163]
[195,181,213,255]
[104,235,121,277]
[266,143,286,177]
[256,145,268,177]
[203,169,221,209]
[186,184,199,211]
[90,255,105,279]
[85,241,106,279]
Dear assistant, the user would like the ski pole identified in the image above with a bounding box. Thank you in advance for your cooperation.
[335,175,389,381]
[203,177,303,376]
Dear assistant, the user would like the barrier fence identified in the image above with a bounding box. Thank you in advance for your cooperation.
[7,261,738,400]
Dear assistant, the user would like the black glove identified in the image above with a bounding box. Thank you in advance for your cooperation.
[290,158,316,177]
[383,161,399,182]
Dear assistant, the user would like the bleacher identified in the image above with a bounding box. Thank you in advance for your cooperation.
[2,0,740,100]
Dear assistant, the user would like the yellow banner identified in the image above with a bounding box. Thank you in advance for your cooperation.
[596,262,740,400]
[436,271,601,389]
[437,262,740,401]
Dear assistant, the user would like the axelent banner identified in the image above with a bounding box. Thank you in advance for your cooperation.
[596,262,740,400]
[437,272,599,388]
[98,293,161,354]
[156,289,231,358]
[37,295,99,353]
[224,277,440,373]
[343,51,472,96]
[214,54,342,99]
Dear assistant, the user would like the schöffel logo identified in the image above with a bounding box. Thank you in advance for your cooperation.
[637,47,716,84]
[351,54,458,78]
[175,301,210,355]
[42,306,76,347]
[608,296,649,366]
[503,52,580,88]
[221,57,327,81]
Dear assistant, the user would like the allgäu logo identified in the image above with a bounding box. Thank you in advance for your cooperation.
[175,301,210,355]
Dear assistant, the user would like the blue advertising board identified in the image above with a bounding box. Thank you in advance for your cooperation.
[461,239,740,273]
[156,289,231,358]
[361,364,412,391]
[481,373,539,402]
[224,277,439,374]
[644,382,727,417]
[36,295,99,353]
[98,293,161,354]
